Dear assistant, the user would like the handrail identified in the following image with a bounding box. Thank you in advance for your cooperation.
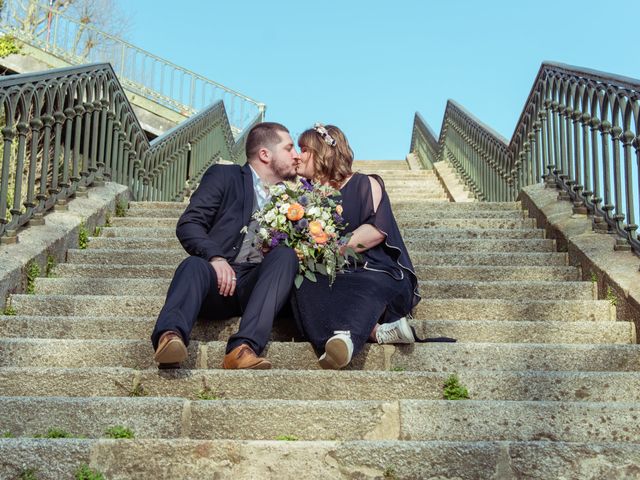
[0,0,265,135]
[0,63,245,241]
[409,112,439,169]
[410,61,640,254]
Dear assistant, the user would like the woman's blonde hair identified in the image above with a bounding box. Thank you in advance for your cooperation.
[298,124,354,188]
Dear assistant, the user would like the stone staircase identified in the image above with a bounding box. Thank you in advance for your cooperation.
[1,162,639,478]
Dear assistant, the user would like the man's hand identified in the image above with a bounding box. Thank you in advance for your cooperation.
[209,257,236,296]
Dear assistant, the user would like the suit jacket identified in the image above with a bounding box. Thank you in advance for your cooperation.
[176,163,254,262]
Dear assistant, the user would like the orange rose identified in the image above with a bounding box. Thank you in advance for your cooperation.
[312,232,329,244]
[308,220,324,236]
[286,203,304,221]
[335,204,343,215]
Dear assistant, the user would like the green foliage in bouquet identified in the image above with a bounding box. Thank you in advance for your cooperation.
[253,178,359,287]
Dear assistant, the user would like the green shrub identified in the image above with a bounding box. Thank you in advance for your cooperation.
[19,468,38,480]
[275,434,298,441]
[0,35,20,58]
[115,201,127,217]
[443,374,470,400]
[26,261,40,294]
[45,255,56,278]
[105,425,134,439]
[75,465,105,480]
[33,428,73,439]
[78,222,89,249]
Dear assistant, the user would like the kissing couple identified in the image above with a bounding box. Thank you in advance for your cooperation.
[150,121,424,370]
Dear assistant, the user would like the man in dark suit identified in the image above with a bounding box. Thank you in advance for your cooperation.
[151,122,300,369]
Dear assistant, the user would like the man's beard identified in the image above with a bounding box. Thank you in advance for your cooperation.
[272,160,297,181]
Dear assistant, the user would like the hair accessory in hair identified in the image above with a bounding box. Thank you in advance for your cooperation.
[313,123,337,147]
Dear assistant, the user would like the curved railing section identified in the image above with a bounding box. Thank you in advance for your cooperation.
[0,63,242,241]
[0,0,264,135]
[409,112,439,169]
[410,61,640,253]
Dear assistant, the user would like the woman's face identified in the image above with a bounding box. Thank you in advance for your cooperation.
[296,145,315,179]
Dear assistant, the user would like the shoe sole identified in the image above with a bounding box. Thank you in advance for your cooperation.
[222,359,272,370]
[154,338,188,364]
[319,337,351,369]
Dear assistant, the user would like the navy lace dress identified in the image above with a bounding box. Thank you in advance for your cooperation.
[291,173,420,358]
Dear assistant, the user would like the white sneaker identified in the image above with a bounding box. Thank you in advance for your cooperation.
[376,317,415,344]
[318,332,353,369]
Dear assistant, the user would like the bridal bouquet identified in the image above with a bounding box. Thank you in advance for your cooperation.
[253,177,354,287]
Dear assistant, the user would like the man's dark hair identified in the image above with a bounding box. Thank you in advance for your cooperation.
[245,122,289,160]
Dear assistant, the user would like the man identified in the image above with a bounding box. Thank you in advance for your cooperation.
[150,122,300,369]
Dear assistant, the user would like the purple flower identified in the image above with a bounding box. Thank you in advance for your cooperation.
[298,195,309,206]
[297,218,309,228]
[269,231,289,247]
[300,178,314,191]
[333,213,343,224]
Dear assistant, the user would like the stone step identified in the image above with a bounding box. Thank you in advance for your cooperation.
[410,252,567,266]
[0,350,616,404]
[1,438,639,480]
[1,396,640,443]
[415,265,579,282]
[123,205,527,220]
[105,216,536,229]
[395,200,522,210]
[65,249,568,267]
[395,217,537,229]
[405,238,554,252]
[2,339,638,371]
[100,227,177,238]
[88,235,555,252]
[353,160,409,170]
[51,263,580,283]
[414,299,613,321]
[33,277,595,301]
[401,227,544,239]
[54,263,178,278]
[98,224,547,241]
[397,209,526,219]
[3,367,640,402]
[10,293,611,321]
[83,237,555,254]
[1,315,629,344]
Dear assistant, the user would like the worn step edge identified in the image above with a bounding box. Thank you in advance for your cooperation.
[1,438,639,480]
[1,339,639,371]
[3,367,640,402]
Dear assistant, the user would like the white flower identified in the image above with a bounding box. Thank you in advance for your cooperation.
[321,211,331,221]
[264,209,277,224]
[277,214,287,225]
[307,206,320,217]
[279,203,291,214]
[258,227,268,239]
[325,225,335,234]
[240,226,248,234]
[270,184,286,196]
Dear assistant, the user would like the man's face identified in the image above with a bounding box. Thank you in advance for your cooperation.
[268,131,299,181]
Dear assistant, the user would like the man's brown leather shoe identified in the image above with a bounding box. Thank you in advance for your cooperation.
[154,331,188,365]
[223,344,272,369]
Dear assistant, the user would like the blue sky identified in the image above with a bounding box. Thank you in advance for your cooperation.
[116,0,639,160]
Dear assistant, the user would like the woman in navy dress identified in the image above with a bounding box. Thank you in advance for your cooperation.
[292,124,420,369]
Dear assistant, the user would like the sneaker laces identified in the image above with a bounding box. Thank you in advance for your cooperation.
[376,326,403,344]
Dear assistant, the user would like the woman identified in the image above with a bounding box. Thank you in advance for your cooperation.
[292,124,420,369]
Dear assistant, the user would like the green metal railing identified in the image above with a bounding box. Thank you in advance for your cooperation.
[411,61,640,254]
[0,0,265,135]
[0,63,245,242]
